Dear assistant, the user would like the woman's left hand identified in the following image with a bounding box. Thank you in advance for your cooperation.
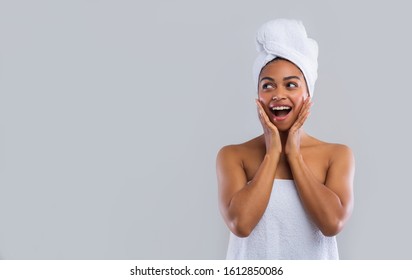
[285,97,313,159]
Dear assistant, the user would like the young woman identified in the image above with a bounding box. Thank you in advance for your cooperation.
[216,19,355,259]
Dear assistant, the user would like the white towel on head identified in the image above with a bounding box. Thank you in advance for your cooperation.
[253,19,319,97]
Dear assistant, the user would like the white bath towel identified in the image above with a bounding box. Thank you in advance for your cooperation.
[226,179,338,260]
[253,19,319,97]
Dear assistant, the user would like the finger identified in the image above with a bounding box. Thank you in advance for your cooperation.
[255,99,266,123]
[295,99,307,121]
[297,105,311,124]
[297,99,313,120]
[292,108,311,131]
[291,101,312,131]
[255,99,270,124]
[255,99,267,114]
[256,100,270,129]
[301,98,312,114]
[257,106,266,126]
[299,110,311,127]
[304,99,313,112]
[255,99,278,132]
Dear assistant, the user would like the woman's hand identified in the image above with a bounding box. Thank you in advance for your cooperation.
[255,99,282,155]
[285,97,313,159]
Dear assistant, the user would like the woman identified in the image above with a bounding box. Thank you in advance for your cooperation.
[216,19,354,259]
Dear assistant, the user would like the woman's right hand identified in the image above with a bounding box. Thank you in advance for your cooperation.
[255,99,282,155]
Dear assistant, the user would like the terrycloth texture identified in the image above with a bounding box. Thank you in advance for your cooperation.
[253,19,319,97]
[226,179,338,260]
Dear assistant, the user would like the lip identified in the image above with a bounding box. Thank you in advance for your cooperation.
[268,103,293,122]
[273,114,289,121]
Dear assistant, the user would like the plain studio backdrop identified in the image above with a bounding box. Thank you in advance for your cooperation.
[1,0,412,259]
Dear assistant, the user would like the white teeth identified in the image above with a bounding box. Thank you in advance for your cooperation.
[271,106,291,111]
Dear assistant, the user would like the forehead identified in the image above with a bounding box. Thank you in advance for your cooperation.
[259,59,304,79]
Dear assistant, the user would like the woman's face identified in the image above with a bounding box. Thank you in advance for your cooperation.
[258,59,309,131]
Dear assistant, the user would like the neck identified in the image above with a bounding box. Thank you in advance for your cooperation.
[259,128,307,154]
[279,129,307,145]
[262,129,307,160]
[278,130,290,147]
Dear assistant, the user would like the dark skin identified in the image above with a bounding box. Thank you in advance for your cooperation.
[216,59,355,238]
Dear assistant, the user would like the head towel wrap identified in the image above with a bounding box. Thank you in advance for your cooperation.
[253,19,319,97]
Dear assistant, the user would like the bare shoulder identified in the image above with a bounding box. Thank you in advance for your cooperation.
[330,143,355,163]
[305,135,354,162]
[322,142,354,166]
[216,137,263,204]
[302,135,355,183]
[217,136,263,162]
[217,136,265,183]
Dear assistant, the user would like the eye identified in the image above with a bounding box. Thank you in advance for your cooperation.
[286,82,298,88]
[262,83,274,89]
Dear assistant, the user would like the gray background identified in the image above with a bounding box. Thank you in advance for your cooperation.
[0,0,411,259]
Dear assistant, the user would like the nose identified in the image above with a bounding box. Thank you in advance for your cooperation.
[271,94,286,101]
[271,87,287,101]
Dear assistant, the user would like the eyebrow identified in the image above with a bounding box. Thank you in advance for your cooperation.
[260,76,301,83]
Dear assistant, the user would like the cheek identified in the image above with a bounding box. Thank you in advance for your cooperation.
[302,91,310,101]
[293,90,308,103]
[257,93,272,115]
[291,94,305,110]
[257,92,269,103]
[301,87,310,100]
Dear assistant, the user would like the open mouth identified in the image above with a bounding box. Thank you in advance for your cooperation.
[270,106,292,118]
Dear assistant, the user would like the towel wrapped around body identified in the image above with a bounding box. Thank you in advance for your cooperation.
[226,179,339,260]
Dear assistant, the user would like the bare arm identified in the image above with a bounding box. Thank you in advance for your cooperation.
[216,146,280,237]
[216,100,281,237]
[287,145,355,236]
[285,98,355,236]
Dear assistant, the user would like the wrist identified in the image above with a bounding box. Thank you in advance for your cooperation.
[286,152,303,163]
[264,151,281,163]
[265,144,282,156]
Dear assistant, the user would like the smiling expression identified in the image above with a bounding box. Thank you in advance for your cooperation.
[258,58,309,131]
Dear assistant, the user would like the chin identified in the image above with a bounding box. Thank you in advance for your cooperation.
[273,123,293,132]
